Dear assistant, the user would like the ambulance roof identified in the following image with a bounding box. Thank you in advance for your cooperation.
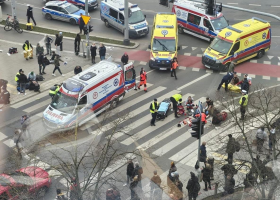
[219,17,270,42]
[153,13,177,38]
[103,0,139,11]
[66,61,121,92]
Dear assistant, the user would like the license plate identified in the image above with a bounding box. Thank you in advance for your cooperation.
[159,68,167,70]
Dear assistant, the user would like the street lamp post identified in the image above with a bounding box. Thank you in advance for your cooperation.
[197,101,203,168]
[123,0,130,46]
[11,0,17,20]
[85,0,90,59]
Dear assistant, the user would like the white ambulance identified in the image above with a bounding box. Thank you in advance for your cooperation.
[172,0,229,41]
[43,61,136,130]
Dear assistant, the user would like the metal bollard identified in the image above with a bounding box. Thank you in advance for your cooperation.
[214,182,219,195]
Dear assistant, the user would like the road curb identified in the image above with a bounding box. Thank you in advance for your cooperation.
[0,24,139,49]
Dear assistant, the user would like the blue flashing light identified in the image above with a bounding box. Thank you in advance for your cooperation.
[117,64,121,68]
[119,8,124,11]
[131,4,138,8]
[72,87,83,92]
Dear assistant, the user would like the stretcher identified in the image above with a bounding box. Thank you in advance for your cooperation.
[157,98,171,120]
[222,83,241,93]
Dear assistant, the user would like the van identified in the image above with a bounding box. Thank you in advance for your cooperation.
[202,17,271,71]
[100,0,149,38]
[172,0,229,41]
[149,13,179,70]
[43,61,136,130]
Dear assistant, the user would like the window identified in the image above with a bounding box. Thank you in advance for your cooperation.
[187,13,201,26]
[203,19,214,31]
[119,13,124,24]
[125,69,134,82]
[211,16,229,30]
[152,38,176,52]
[63,4,79,14]
[128,10,145,24]
[51,92,77,114]
[59,8,68,14]
[78,95,87,105]
[109,8,118,19]
[230,42,240,54]
[209,37,232,55]
[47,6,59,11]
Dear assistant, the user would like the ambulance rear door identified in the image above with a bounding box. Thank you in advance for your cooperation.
[123,62,136,92]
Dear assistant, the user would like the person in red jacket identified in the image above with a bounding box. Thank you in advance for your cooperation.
[195,112,207,124]
[171,57,178,80]
[138,68,147,92]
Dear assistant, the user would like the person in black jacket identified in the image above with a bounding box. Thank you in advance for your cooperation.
[202,163,211,191]
[121,52,129,65]
[186,172,200,200]
[26,4,36,26]
[17,71,28,95]
[55,34,61,56]
[99,43,106,60]
[74,66,82,75]
[130,176,139,200]
[223,175,235,195]
[78,13,85,34]
[217,71,234,92]
[38,53,45,75]
[74,34,81,56]
[124,159,134,186]
[90,43,97,64]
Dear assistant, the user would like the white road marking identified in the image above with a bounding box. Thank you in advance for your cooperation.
[227,3,238,4]
[196,54,202,57]
[178,66,186,70]
[0,132,7,141]
[250,60,257,63]
[206,69,213,73]
[264,61,271,65]
[177,73,211,90]
[248,74,256,78]
[277,78,280,81]
[191,47,197,51]
[182,46,188,50]
[201,48,206,52]
[267,56,274,60]
[23,99,50,113]
[278,62,280,66]
[3,139,15,148]
[139,61,147,65]
[263,76,271,80]
[271,5,280,7]
[184,53,191,56]
[192,68,200,71]
[249,4,261,6]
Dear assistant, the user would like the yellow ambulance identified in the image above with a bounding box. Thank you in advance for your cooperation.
[202,17,271,71]
[149,13,179,70]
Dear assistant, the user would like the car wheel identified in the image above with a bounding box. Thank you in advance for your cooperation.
[36,186,48,198]
[223,63,230,72]
[105,20,110,28]
[149,61,154,69]
[110,99,118,109]
[178,26,183,34]
[256,49,264,59]
[70,18,76,25]
[45,13,52,20]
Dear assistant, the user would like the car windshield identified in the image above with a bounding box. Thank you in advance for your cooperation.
[211,16,229,30]
[209,37,232,55]
[0,176,11,186]
[64,4,79,14]
[8,172,33,186]
[129,10,145,24]
[50,92,77,114]
[152,38,176,52]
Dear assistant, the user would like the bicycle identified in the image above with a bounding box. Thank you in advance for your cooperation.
[4,14,23,33]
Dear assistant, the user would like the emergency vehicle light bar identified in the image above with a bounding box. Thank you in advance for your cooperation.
[57,1,67,6]
[227,26,242,33]
[119,4,137,11]
[252,17,268,24]
[156,25,174,28]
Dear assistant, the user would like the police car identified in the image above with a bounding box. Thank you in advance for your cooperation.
[42,1,86,25]
[43,0,98,11]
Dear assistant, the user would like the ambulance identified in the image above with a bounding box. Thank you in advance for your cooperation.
[172,0,229,41]
[149,12,179,70]
[202,17,271,71]
[43,61,136,130]
[100,0,149,38]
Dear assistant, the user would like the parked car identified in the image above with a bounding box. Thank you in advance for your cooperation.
[43,0,98,11]
[0,166,51,199]
[42,1,86,25]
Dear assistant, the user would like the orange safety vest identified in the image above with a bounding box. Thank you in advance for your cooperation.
[172,62,178,69]
[140,73,146,81]
[195,113,207,122]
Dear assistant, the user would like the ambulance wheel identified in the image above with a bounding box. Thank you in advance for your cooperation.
[70,19,76,25]
[45,14,52,20]
[178,26,183,34]
[223,63,230,72]
[105,20,110,28]
[110,99,118,109]
[256,50,264,59]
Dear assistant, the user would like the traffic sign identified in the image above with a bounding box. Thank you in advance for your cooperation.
[81,15,91,25]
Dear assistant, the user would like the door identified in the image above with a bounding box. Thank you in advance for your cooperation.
[108,8,119,29]
[123,62,136,92]
[118,13,125,32]
[187,13,201,34]
[202,18,214,37]
[229,41,241,63]
[59,7,70,21]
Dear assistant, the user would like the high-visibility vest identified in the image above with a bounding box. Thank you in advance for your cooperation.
[150,102,159,113]
[172,62,178,69]
[24,43,31,51]
[172,94,182,102]
[140,73,146,81]
[15,72,20,82]
[49,86,60,95]
[239,94,248,106]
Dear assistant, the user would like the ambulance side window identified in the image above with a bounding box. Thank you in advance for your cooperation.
[187,13,201,26]
[119,13,124,24]
[109,8,118,19]
[203,19,213,31]
[125,69,134,81]
[78,95,87,105]
[230,41,240,55]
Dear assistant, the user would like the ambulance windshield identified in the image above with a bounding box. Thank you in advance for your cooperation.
[51,92,77,114]
[211,16,228,30]
[152,39,176,52]
[129,10,145,24]
[209,37,232,55]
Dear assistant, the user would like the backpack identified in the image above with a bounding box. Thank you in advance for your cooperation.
[8,47,18,54]
[0,91,10,104]
[36,75,44,81]
[235,141,240,152]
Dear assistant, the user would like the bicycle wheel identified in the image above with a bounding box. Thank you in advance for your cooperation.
[4,24,12,31]
[15,25,23,33]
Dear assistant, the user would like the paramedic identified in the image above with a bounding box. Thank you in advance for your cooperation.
[49,84,60,99]
[217,71,234,92]
[195,112,207,124]
[170,93,182,118]
[138,69,147,92]
[150,99,159,126]
[171,57,178,80]
[239,90,248,120]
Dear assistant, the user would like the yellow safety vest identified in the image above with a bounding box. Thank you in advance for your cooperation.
[172,94,182,102]
[150,102,159,113]
[24,43,31,51]
[49,86,60,95]
[239,94,248,106]
[15,72,20,82]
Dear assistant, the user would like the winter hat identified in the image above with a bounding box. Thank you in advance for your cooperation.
[31,71,34,75]
[19,69,22,73]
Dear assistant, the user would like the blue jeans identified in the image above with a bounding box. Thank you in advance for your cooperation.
[100,56,105,60]
[20,83,26,93]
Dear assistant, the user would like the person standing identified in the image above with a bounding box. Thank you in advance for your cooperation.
[38,52,45,75]
[256,127,267,153]
[124,159,134,187]
[52,55,65,76]
[78,13,85,34]
[217,71,234,92]
[228,61,236,73]
[194,164,201,179]
[13,129,24,159]
[237,74,250,93]
[74,66,82,75]
[59,32,63,51]
[150,98,159,126]
[36,43,44,57]
[170,57,178,80]
[221,159,238,183]
[121,52,129,65]
[55,34,61,56]
[239,90,248,120]
[26,4,36,26]
[151,170,162,191]
[130,176,139,200]
[200,142,207,165]
[44,35,53,55]
[99,43,106,60]
[17,70,28,95]
[226,134,236,162]
[90,43,97,64]
[223,175,235,196]
[202,163,211,191]
[21,115,31,140]
[167,161,177,193]
[75,34,81,56]
[205,97,214,116]
[268,125,276,155]
[137,69,147,92]
[170,93,182,118]
[22,40,33,60]
[133,162,143,188]
[186,172,200,200]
